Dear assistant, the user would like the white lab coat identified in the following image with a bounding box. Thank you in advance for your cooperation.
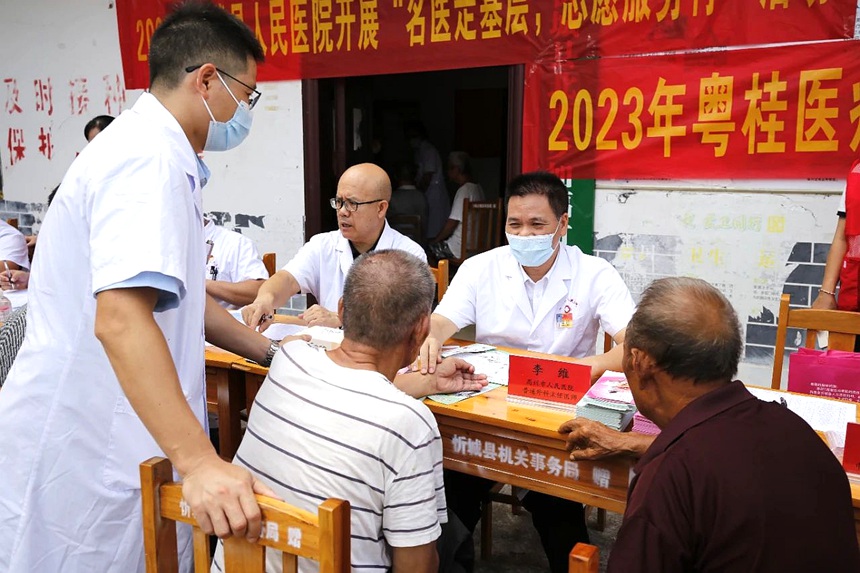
[204,220,268,309]
[0,220,29,269]
[0,93,202,572]
[435,244,635,357]
[284,221,426,311]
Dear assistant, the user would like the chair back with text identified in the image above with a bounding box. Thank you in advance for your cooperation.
[389,214,424,246]
[430,259,449,303]
[771,293,860,389]
[262,253,276,277]
[457,199,503,262]
[140,457,350,573]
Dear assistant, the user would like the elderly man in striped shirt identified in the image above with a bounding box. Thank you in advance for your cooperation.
[212,249,486,573]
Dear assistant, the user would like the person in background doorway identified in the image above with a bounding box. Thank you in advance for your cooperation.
[429,151,484,261]
[0,219,30,297]
[387,161,427,244]
[406,121,450,240]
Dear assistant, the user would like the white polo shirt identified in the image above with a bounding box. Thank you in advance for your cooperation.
[435,244,635,357]
[284,222,426,311]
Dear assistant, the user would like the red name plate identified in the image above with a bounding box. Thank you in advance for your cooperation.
[843,422,860,475]
[508,355,591,406]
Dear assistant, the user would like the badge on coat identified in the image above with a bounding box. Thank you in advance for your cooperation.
[556,300,577,329]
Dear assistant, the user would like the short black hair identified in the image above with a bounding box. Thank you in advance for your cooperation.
[149,1,264,90]
[394,161,418,184]
[625,277,742,384]
[505,171,568,219]
[84,115,114,141]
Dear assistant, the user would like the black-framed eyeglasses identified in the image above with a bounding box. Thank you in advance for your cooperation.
[329,197,384,213]
[185,64,262,110]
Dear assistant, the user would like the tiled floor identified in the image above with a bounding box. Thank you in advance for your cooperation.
[473,496,621,573]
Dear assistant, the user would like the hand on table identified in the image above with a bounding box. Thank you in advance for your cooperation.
[0,269,28,291]
[429,357,488,394]
[299,304,341,328]
[180,453,279,541]
[559,418,629,461]
[278,334,312,346]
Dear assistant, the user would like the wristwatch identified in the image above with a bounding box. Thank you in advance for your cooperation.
[262,340,280,367]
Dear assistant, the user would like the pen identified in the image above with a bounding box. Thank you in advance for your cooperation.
[259,313,273,326]
[2,261,13,288]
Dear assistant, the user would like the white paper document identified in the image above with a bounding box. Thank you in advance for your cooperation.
[747,387,857,448]
[441,345,510,386]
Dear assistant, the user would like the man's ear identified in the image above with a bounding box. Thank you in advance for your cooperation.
[337,297,345,324]
[629,348,657,386]
[413,313,430,346]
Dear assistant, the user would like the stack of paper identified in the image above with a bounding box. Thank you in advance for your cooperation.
[631,412,661,435]
[574,371,637,431]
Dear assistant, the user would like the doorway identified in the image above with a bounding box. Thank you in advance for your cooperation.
[302,65,524,239]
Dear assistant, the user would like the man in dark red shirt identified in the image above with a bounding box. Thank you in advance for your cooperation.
[563,277,860,572]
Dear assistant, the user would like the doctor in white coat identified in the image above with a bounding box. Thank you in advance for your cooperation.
[243,163,426,330]
[0,5,281,572]
[417,171,635,573]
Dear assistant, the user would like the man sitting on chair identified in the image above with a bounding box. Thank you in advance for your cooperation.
[204,218,269,309]
[417,171,635,573]
[429,151,484,261]
[562,277,860,573]
[214,250,486,573]
[243,163,425,329]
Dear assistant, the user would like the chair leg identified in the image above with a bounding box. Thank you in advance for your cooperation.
[595,508,606,532]
[480,499,493,560]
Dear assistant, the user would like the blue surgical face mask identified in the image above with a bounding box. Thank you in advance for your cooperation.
[201,72,253,152]
[506,219,562,267]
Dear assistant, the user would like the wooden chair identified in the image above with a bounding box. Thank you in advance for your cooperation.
[479,483,526,559]
[771,293,860,389]
[455,199,503,263]
[429,259,449,302]
[141,457,350,573]
[262,253,276,277]
[569,543,599,573]
[389,214,424,246]
[5,218,18,229]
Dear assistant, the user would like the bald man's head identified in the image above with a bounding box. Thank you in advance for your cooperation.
[339,163,392,201]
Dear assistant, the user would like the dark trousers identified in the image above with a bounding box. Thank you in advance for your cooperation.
[444,470,588,573]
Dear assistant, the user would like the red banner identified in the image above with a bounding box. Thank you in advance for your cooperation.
[117,0,855,88]
[523,40,860,179]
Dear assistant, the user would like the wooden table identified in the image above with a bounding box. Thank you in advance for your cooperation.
[204,346,860,540]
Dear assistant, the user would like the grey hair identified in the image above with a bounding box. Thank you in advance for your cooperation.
[341,250,435,349]
[625,277,742,383]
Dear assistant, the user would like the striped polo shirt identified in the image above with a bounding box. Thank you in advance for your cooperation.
[211,339,446,573]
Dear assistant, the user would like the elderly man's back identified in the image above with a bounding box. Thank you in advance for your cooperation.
[212,339,446,572]
[610,380,860,573]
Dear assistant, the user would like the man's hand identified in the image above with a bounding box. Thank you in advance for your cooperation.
[242,300,275,333]
[416,336,444,374]
[429,357,488,394]
[180,453,278,541]
[299,304,341,328]
[559,418,654,460]
[278,334,312,346]
[0,269,29,290]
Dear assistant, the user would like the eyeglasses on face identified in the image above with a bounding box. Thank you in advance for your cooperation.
[329,197,384,213]
[185,64,262,110]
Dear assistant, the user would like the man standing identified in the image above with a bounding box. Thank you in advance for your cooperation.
[0,4,278,571]
[569,277,860,572]
[243,163,425,329]
[419,171,635,573]
[214,250,484,573]
[406,122,450,239]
